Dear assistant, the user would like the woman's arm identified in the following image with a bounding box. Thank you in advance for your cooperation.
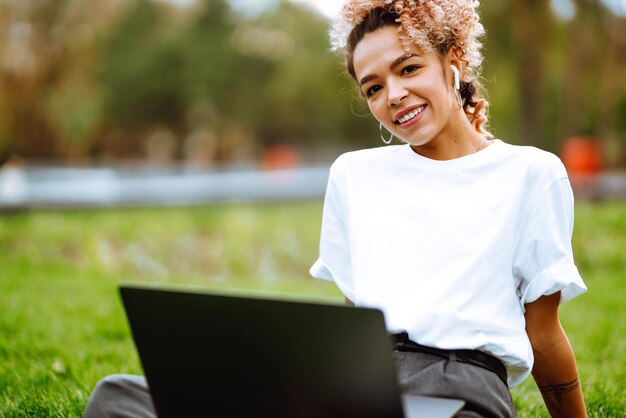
[525,292,587,417]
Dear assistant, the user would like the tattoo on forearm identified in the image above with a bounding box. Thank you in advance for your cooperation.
[539,378,580,407]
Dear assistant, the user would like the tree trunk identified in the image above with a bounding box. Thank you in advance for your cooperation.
[511,0,554,147]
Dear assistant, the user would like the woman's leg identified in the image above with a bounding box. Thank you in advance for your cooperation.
[394,351,517,418]
[84,374,156,418]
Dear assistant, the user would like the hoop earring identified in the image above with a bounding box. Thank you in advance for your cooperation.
[379,123,394,145]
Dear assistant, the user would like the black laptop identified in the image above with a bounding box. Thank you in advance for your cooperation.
[119,285,464,418]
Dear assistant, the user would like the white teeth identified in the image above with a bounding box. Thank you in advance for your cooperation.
[398,105,425,124]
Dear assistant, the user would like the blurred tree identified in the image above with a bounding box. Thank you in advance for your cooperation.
[481,0,626,162]
[0,0,71,162]
[177,0,258,161]
[0,0,624,165]
[0,0,123,163]
[95,0,187,158]
[479,0,519,144]
[94,0,376,162]
[558,0,626,167]
[510,0,555,148]
[245,1,376,152]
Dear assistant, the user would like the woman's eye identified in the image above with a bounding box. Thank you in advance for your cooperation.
[366,85,382,97]
[402,65,420,75]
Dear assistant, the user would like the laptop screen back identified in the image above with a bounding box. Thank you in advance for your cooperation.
[120,285,405,418]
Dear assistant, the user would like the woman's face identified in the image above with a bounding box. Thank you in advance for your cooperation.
[352,26,459,148]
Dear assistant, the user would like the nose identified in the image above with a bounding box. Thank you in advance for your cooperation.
[387,79,408,107]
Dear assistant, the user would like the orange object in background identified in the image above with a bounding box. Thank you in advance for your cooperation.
[261,144,300,170]
[560,136,603,176]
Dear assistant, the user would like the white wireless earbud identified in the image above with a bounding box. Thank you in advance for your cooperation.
[450,65,460,90]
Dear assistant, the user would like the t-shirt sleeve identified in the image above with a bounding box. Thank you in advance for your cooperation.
[513,177,587,307]
[309,159,355,302]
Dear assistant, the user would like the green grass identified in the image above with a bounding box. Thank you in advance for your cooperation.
[0,201,625,417]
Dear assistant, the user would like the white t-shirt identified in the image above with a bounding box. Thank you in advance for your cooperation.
[310,139,586,387]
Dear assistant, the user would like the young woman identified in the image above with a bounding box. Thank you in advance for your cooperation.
[309,1,588,417]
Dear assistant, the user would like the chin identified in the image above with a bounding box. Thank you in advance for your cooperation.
[397,135,434,148]
[395,126,440,148]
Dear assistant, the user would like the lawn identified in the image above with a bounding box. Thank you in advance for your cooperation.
[0,201,624,417]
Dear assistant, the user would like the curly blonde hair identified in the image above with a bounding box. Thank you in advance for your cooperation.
[332,0,492,135]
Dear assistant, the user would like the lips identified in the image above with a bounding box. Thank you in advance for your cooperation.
[394,104,427,125]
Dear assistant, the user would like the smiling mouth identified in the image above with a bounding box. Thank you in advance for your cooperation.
[395,105,427,125]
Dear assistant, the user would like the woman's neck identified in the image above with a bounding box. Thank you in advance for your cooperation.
[410,114,490,160]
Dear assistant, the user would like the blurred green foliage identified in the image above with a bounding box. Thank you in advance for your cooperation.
[0,0,625,165]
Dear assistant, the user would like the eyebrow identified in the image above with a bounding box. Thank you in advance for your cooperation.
[358,53,417,87]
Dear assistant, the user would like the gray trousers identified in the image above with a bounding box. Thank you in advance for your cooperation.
[394,351,517,418]
[84,351,517,418]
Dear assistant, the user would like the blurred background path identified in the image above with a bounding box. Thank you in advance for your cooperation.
[1,163,625,209]
[0,164,330,208]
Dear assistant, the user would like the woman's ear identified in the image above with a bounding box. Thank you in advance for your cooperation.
[447,47,464,79]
